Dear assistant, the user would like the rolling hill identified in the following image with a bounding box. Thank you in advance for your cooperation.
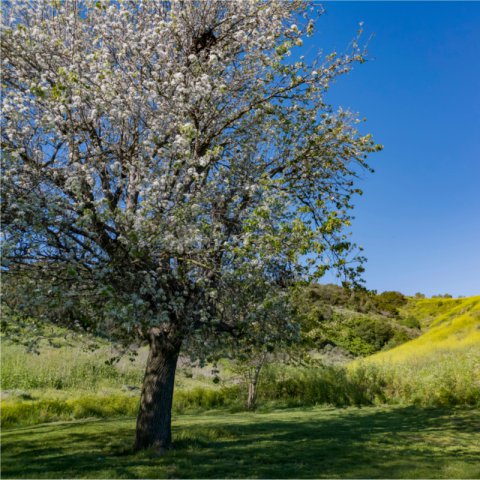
[352,296,480,405]
[366,295,480,363]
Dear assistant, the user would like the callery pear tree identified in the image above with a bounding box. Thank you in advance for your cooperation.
[1,0,381,451]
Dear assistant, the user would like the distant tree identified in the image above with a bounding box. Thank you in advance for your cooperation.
[298,283,384,314]
[304,283,351,307]
[224,283,298,410]
[414,292,425,299]
[373,291,407,316]
[1,0,380,451]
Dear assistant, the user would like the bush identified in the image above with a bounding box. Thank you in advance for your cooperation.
[316,314,399,357]
[256,365,381,407]
[399,316,421,330]
[373,291,407,316]
[295,285,416,357]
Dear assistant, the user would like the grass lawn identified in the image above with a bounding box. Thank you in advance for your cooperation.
[1,405,479,479]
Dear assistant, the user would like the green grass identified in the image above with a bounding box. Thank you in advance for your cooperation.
[1,406,479,479]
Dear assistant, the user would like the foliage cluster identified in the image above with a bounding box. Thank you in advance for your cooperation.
[296,284,407,316]
[294,284,417,357]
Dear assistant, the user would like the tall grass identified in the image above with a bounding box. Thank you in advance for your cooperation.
[1,340,244,427]
[174,386,241,413]
[255,353,479,409]
[2,295,479,428]
[1,387,244,428]
[2,356,478,428]
[1,394,140,428]
[1,343,143,391]
[255,365,382,408]
[351,347,480,406]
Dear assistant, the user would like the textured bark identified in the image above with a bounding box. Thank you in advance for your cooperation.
[134,328,182,452]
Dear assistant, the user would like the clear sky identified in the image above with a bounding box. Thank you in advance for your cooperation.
[305,1,480,297]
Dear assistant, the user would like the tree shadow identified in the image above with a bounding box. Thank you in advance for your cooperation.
[1,406,479,478]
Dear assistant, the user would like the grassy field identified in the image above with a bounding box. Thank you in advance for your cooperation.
[1,295,479,478]
[2,406,479,479]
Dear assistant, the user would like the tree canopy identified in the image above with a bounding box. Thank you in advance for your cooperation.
[1,0,380,450]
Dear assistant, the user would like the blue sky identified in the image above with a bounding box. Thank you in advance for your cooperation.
[305,2,480,297]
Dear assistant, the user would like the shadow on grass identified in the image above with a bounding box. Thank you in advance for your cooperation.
[1,406,479,479]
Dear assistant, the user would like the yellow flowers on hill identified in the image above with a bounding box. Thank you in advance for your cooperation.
[350,296,480,406]
[366,296,480,364]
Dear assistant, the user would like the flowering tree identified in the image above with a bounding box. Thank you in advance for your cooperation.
[1,0,380,451]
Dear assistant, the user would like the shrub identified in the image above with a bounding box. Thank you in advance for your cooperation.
[256,365,379,407]
[399,316,421,330]
[373,291,407,316]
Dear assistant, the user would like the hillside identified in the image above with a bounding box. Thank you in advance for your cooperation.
[366,296,480,363]
[293,284,421,361]
[352,296,480,406]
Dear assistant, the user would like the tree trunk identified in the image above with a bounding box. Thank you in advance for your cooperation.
[247,380,257,410]
[134,328,182,452]
[246,362,263,410]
